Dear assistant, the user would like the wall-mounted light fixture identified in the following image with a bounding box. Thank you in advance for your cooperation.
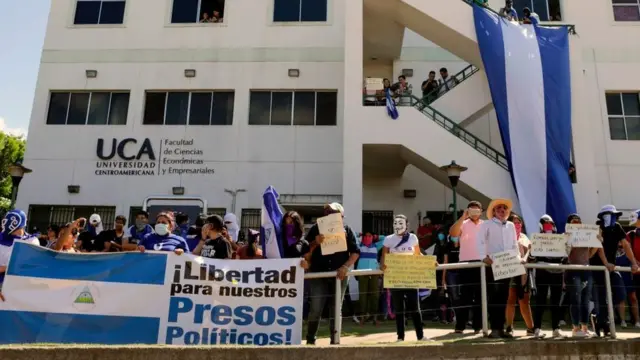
[67,185,80,194]
[288,69,300,78]
[184,69,196,78]
[85,70,98,78]
[172,186,185,195]
[401,69,414,77]
[403,189,417,198]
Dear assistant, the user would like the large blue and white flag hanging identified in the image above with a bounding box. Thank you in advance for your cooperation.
[386,89,399,120]
[473,6,576,233]
[261,186,284,259]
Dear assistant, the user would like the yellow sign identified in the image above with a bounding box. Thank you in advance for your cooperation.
[383,254,437,289]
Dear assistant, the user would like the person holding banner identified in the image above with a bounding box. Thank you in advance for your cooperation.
[0,210,41,301]
[479,199,519,339]
[381,215,431,342]
[504,214,534,336]
[137,212,189,254]
[304,203,359,345]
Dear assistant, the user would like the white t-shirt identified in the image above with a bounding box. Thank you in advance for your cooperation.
[383,233,419,255]
[0,237,40,268]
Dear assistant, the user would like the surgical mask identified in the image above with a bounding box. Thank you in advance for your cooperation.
[542,223,554,233]
[437,233,445,242]
[155,223,169,236]
[135,220,146,230]
[450,236,459,243]
[603,214,614,227]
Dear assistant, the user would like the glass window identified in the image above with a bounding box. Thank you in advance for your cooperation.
[531,0,549,21]
[46,93,70,125]
[605,93,623,115]
[74,1,126,25]
[249,92,272,125]
[293,92,315,125]
[99,1,126,24]
[74,1,101,24]
[271,92,293,125]
[87,92,110,124]
[622,93,640,116]
[608,117,627,140]
[301,0,327,21]
[189,92,213,125]
[211,92,234,125]
[108,92,130,125]
[67,93,90,125]
[625,117,640,140]
[273,0,301,22]
[172,0,199,23]
[143,92,167,125]
[612,0,640,21]
[316,92,338,126]
[165,92,189,125]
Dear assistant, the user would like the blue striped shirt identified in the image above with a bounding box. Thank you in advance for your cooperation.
[357,241,384,270]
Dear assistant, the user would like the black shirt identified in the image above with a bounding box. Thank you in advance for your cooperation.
[446,241,460,264]
[305,224,360,273]
[200,236,231,259]
[100,229,125,252]
[77,230,106,252]
[422,79,439,97]
[282,239,310,259]
[591,223,626,265]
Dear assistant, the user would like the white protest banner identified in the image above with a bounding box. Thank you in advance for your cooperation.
[491,249,526,281]
[566,224,602,248]
[317,213,347,255]
[531,233,567,257]
[0,242,304,345]
[365,78,384,91]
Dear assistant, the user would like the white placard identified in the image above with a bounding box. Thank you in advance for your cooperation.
[491,250,526,281]
[317,213,347,255]
[365,78,384,91]
[566,224,602,248]
[531,233,567,257]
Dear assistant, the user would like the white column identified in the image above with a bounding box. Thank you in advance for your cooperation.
[341,0,364,233]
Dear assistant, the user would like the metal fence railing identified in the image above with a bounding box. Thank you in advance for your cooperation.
[305,262,630,344]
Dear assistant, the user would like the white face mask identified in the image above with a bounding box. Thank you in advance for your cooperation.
[603,214,612,227]
[393,218,407,235]
[155,223,169,236]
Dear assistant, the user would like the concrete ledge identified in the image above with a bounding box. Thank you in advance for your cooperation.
[2,340,640,360]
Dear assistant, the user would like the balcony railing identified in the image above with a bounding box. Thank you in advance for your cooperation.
[362,93,509,170]
[421,64,480,106]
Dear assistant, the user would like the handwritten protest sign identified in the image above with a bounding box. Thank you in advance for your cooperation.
[531,233,567,257]
[566,224,602,248]
[365,78,384,91]
[383,254,437,289]
[491,250,526,281]
[317,213,347,255]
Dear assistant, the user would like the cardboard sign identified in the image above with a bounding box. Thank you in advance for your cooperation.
[531,233,567,257]
[317,213,347,255]
[365,78,384,91]
[491,250,526,281]
[566,224,602,248]
[383,254,437,289]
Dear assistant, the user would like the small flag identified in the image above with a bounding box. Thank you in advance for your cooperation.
[386,89,399,120]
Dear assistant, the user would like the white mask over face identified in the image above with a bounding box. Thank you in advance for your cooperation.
[393,217,407,235]
[602,214,612,227]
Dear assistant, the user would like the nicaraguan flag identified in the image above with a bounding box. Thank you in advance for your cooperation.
[386,89,399,120]
[473,6,576,233]
[261,186,284,259]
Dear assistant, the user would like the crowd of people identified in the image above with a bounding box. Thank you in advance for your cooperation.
[1,197,640,343]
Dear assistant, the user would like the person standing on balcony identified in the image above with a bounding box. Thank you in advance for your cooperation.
[522,7,540,25]
[449,200,484,334]
[438,68,459,97]
[421,71,439,104]
[499,0,518,21]
[394,75,412,106]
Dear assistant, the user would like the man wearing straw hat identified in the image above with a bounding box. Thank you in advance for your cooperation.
[479,198,520,338]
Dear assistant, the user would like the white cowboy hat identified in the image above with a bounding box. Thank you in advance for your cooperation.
[486,198,513,219]
[598,204,622,217]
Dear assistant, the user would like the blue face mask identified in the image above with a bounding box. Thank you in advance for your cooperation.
[437,233,446,241]
[450,236,459,243]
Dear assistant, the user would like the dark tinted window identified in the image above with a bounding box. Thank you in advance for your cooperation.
[74,1,126,25]
[109,92,130,125]
[74,1,101,24]
[165,92,189,125]
[100,1,126,24]
[249,92,271,125]
[273,0,301,21]
[293,91,315,125]
[172,0,199,23]
[626,117,640,140]
[271,92,293,125]
[622,93,640,116]
[301,0,327,21]
[211,92,234,125]
[189,92,213,125]
[143,92,167,125]
[606,93,623,115]
[87,92,110,124]
[46,93,70,125]
[67,93,90,125]
[316,92,338,125]
[608,117,627,140]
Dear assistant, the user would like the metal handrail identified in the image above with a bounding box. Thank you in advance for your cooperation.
[305,262,628,343]
[421,64,480,105]
[460,0,577,35]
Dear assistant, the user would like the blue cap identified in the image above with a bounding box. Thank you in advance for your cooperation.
[1,210,27,235]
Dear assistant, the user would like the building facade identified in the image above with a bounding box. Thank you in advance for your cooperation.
[17,0,640,235]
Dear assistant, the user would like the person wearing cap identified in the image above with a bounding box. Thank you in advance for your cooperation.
[478,198,519,338]
[138,212,189,255]
[625,210,640,328]
[76,213,106,252]
[0,210,41,301]
[448,200,484,334]
[303,202,360,345]
[590,205,639,337]
[531,214,566,339]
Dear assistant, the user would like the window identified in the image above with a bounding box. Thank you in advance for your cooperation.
[74,0,126,25]
[362,211,393,235]
[46,91,130,125]
[249,90,337,126]
[612,0,640,21]
[28,205,116,233]
[273,0,327,22]
[606,92,640,140]
[143,91,234,125]
[512,0,561,21]
[240,208,260,242]
[171,0,225,23]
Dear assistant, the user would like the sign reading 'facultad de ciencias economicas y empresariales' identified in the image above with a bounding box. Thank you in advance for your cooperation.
[95,138,215,176]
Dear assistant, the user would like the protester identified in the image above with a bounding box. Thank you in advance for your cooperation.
[381,215,431,342]
[442,232,461,328]
[479,198,518,338]
[499,0,518,21]
[193,215,234,259]
[44,224,60,249]
[625,209,640,328]
[304,202,359,345]
[504,214,534,336]
[281,211,310,259]
[137,212,188,254]
[224,213,240,243]
[54,218,85,253]
[531,214,566,338]
[102,215,127,252]
[357,232,384,325]
[421,71,439,104]
[185,215,205,252]
[237,229,263,259]
[522,7,540,24]
[0,210,41,300]
[124,210,154,250]
[449,200,484,334]
[417,217,435,250]
[77,213,105,252]
[173,212,190,239]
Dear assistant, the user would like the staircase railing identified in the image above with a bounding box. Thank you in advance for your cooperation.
[421,64,480,106]
[362,94,509,170]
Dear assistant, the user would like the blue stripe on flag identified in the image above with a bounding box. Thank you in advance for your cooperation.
[261,186,284,259]
[7,242,167,285]
[535,25,576,233]
[0,310,159,344]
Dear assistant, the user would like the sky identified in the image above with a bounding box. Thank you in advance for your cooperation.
[0,1,50,138]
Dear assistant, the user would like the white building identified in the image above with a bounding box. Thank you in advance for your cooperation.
[16,0,640,235]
